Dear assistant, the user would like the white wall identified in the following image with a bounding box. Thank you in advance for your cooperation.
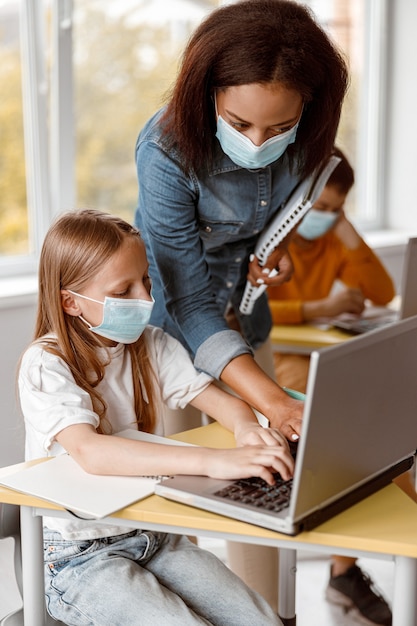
[0,296,37,466]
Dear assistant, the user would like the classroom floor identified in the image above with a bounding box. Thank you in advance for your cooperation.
[0,535,395,625]
[198,538,395,626]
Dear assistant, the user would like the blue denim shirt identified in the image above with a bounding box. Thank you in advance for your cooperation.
[134,108,302,378]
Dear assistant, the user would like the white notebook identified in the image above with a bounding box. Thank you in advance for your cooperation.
[0,430,193,520]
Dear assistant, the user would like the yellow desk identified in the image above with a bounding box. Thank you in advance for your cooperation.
[1,423,417,626]
[270,323,352,354]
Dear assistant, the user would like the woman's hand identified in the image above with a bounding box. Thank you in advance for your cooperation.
[267,394,304,442]
[234,423,289,449]
[247,246,293,287]
[221,354,304,442]
[203,445,295,485]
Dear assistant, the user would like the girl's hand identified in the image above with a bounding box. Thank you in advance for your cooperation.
[234,423,289,450]
[203,445,294,485]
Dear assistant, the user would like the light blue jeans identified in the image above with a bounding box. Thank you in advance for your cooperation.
[43,529,283,625]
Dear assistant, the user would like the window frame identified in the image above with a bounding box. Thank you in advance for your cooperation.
[355,0,389,231]
[0,0,74,279]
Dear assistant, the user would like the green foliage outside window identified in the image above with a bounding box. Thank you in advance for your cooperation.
[0,42,28,254]
[74,8,184,224]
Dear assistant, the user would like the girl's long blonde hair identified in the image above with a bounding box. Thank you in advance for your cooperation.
[35,208,157,434]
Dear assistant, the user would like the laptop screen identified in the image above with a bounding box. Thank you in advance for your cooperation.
[291,314,417,522]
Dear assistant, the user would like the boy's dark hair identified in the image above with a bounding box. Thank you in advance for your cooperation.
[328,147,355,195]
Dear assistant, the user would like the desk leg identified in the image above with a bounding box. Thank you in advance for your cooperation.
[20,507,46,626]
[278,548,297,626]
[392,555,417,626]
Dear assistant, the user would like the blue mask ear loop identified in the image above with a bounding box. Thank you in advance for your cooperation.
[66,289,103,330]
[67,290,103,305]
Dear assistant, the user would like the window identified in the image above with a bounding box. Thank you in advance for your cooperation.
[0,0,388,278]
[0,0,28,266]
[303,0,388,229]
[72,0,216,223]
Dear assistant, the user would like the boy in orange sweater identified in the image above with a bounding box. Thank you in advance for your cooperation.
[269,147,395,394]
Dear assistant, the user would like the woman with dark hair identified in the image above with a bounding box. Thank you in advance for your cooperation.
[134,0,349,611]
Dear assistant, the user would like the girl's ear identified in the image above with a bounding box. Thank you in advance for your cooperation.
[61,290,81,317]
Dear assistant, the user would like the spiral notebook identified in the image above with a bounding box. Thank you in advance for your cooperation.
[239,154,341,315]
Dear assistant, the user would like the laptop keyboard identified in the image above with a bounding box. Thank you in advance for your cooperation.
[333,316,395,335]
[213,474,293,512]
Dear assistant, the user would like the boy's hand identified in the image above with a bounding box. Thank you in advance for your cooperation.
[324,288,365,316]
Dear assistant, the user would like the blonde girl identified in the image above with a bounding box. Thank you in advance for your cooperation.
[18,209,293,625]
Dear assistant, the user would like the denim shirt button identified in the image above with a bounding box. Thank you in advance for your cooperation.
[226,281,233,288]
[260,200,268,206]
[235,257,242,263]
[204,226,212,233]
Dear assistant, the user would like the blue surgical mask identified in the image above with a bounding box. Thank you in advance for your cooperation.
[215,114,300,169]
[69,291,154,344]
[297,209,339,240]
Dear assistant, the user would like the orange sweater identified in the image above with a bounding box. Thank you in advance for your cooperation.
[268,232,395,324]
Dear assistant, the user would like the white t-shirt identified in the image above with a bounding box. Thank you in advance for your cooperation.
[18,326,213,539]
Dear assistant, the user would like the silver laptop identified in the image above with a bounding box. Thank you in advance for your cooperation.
[156,316,417,535]
[331,236,417,334]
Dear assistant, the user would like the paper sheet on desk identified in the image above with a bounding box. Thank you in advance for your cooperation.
[0,430,195,520]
